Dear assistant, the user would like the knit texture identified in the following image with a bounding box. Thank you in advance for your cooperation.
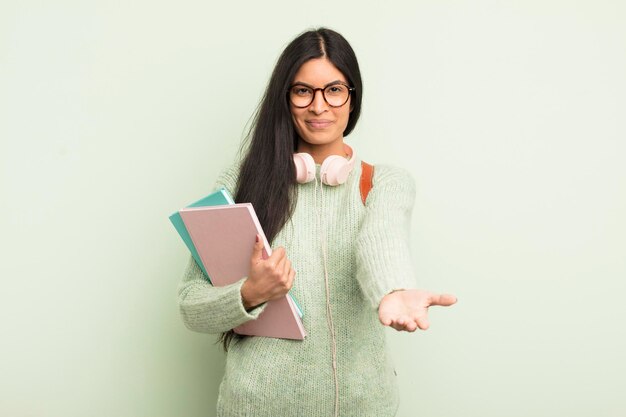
[178,158,417,417]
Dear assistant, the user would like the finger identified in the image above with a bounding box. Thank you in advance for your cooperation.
[378,311,393,326]
[429,293,458,307]
[269,246,287,263]
[415,315,430,330]
[404,320,418,332]
[390,316,410,331]
[263,247,284,270]
[282,258,292,278]
[388,320,403,331]
[394,318,417,332]
[275,253,288,277]
[286,267,296,288]
[250,235,265,261]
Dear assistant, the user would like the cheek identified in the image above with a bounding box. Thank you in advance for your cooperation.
[290,110,306,136]
[336,108,350,127]
[290,106,303,121]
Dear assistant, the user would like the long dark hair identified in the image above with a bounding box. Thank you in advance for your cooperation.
[219,27,363,351]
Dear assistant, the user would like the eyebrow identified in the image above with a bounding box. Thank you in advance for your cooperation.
[291,80,346,88]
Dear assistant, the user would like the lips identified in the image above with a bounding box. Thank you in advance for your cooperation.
[306,119,333,129]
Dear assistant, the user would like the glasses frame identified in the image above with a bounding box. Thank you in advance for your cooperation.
[288,81,355,108]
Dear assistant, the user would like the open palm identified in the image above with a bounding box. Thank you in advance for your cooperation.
[378,289,457,332]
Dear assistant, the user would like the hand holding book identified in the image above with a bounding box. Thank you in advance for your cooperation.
[171,190,306,340]
[241,235,296,310]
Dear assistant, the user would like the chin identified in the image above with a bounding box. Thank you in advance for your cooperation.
[301,132,341,146]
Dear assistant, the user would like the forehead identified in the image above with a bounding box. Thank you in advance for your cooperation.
[292,58,347,85]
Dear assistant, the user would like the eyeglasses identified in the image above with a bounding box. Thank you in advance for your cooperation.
[288,82,355,108]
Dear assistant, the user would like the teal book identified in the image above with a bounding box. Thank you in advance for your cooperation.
[169,189,303,319]
[169,188,235,282]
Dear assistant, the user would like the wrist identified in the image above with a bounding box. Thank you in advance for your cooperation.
[241,279,263,310]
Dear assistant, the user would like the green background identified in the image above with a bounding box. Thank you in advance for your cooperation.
[2,1,625,416]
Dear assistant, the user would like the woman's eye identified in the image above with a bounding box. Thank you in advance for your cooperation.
[294,87,311,96]
[327,85,345,94]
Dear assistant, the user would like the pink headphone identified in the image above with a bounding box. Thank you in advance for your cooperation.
[293,144,356,186]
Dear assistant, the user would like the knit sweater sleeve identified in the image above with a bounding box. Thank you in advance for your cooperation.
[177,164,267,334]
[355,164,418,309]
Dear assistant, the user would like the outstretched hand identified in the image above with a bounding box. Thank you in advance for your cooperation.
[378,289,457,332]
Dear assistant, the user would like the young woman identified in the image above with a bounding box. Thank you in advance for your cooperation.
[178,27,457,417]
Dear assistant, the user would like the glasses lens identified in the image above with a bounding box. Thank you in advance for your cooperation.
[324,84,350,107]
[290,85,313,107]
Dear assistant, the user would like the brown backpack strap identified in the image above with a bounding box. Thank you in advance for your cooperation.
[360,161,374,205]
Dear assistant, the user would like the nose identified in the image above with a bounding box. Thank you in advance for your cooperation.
[309,89,328,114]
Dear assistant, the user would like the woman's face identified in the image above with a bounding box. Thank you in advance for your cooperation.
[290,58,351,150]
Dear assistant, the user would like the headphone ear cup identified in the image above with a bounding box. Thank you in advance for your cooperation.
[320,155,350,186]
[293,152,316,184]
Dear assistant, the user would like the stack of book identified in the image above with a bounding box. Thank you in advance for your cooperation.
[170,188,306,340]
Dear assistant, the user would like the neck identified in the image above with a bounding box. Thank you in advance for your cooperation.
[297,140,347,164]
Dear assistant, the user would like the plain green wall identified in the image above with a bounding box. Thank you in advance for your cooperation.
[2,1,625,416]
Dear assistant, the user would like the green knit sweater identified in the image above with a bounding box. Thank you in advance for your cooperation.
[178,158,417,417]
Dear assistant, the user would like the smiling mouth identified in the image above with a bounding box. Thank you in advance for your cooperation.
[306,120,333,129]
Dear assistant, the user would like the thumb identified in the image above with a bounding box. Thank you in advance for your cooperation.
[251,234,264,261]
[429,293,458,307]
